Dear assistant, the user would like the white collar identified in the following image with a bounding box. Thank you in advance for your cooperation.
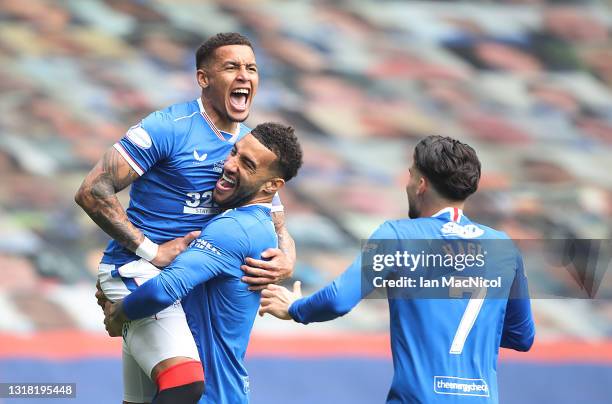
[196,97,240,142]
[431,207,463,223]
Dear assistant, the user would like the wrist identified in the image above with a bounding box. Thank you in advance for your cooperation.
[135,237,159,261]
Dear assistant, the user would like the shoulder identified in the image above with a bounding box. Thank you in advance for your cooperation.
[374,218,434,239]
[217,206,273,234]
[139,100,199,139]
[468,221,511,240]
[160,99,200,121]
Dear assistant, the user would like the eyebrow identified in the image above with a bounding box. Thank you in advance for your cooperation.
[241,154,257,171]
[223,61,257,68]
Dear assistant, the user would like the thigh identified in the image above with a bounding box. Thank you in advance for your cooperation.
[125,307,201,379]
[122,339,156,404]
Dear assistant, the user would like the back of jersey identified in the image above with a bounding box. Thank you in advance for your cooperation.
[383,208,522,403]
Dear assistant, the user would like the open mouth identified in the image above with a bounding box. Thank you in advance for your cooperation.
[216,172,237,192]
[229,88,249,112]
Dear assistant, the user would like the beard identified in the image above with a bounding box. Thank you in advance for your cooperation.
[407,194,420,219]
[215,180,261,209]
[408,204,420,219]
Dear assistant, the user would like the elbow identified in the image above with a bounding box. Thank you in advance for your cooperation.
[74,183,93,211]
[74,184,87,207]
[506,330,535,352]
[517,331,535,352]
[329,299,352,318]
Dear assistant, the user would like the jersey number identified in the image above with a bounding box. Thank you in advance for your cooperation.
[186,191,213,207]
[448,282,487,355]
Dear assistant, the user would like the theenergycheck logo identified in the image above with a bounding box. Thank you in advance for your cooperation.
[434,376,489,397]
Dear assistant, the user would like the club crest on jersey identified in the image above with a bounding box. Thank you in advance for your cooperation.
[441,222,484,239]
[126,125,152,149]
[213,160,224,173]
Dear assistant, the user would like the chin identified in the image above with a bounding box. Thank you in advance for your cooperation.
[231,112,249,123]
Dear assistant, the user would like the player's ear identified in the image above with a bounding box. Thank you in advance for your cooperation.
[416,176,427,196]
[197,68,209,89]
[263,178,285,195]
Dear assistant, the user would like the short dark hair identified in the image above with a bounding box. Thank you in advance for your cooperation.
[251,123,303,181]
[414,135,481,201]
[195,32,253,69]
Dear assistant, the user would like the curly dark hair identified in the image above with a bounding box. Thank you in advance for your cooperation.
[414,135,481,201]
[195,32,253,69]
[251,123,303,181]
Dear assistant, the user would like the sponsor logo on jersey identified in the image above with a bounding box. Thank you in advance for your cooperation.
[193,149,208,162]
[126,125,152,149]
[434,376,489,397]
[191,239,221,255]
[441,222,484,239]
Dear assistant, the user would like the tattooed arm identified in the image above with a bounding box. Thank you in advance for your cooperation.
[272,211,297,270]
[75,147,199,266]
[75,147,143,250]
[241,210,296,291]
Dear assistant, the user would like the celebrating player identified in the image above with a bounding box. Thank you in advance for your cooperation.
[259,136,535,403]
[103,123,303,404]
[75,33,295,403]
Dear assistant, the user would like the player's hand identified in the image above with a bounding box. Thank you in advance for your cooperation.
[151,231,201,268]
[103,301,128,337]
[241,248,295,291]
[259,281,302,320]
[95,279,109,311]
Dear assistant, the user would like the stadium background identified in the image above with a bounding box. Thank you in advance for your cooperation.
[1,0,611,402]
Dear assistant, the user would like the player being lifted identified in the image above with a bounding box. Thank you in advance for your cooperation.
[103,123,303,404]
[260,136,535,403]
[75,33,295,403]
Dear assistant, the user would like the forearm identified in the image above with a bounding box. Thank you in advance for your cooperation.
[289,281,355,324]
[78,190,143,251]
[501,298,535,351]
[276,223,296,267]
[122,277,177,320]
[75,147,143,251]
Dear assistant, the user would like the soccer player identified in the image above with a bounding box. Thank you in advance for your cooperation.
[259,136,535,403]
[75,33,295,403]
[103,123,303,404]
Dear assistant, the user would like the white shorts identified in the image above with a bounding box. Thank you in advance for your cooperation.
[98,260,200,403]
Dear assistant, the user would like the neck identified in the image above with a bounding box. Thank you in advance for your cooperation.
[200,95,238,134]
[245,194,274,206]
[418,198,465,218]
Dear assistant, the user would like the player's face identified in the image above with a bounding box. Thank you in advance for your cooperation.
[213,134,277,208]
[406,164,421,219]
[204,45,258,124]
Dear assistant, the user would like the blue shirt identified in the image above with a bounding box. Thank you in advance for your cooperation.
[102,98,251,266]
[289,208,535,403]
[122,204,277,404]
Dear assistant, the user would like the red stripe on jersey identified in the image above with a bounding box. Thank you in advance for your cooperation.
[453,208,459,222]
[116,143,145,175]
[200,110,226,141]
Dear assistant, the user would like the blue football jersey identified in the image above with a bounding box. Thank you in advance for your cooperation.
[101,98,251,266]
[289,208,535,403]
[122,204,277,404]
